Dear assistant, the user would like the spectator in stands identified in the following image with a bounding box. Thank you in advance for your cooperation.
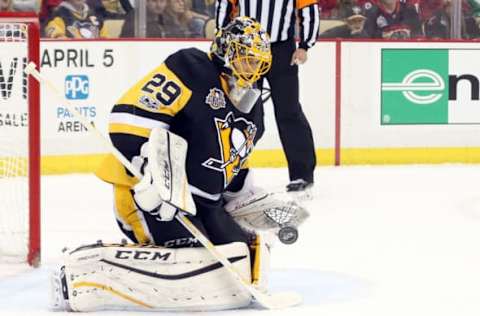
[320,4,370,37]
[44,0,109,38]
[469,0,480,17]
[425,0,480,39]
[354,0,417,9]
[417,0,473,22]
[354,0,377,9]
[120,0,167,37]
[466,0,480,36]
[423,1,450,38]
[89,0,133,19]
[0,0,12,11]
[416,0,444,21]
[40,0,62,28]
[191,0,215,18]
[163,0,208,37]
[318,0,338,18]
[10,0,39,11]
[364,0,423,38]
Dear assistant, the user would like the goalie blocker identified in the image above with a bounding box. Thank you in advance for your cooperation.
[51,239,271,312]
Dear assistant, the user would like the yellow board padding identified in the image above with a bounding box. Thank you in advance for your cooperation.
[42,154,109,175]
[73,281,153,309]
[341,147,480,165]
[40,147,480,175]
[248,149,335,167]
[41,149,334,174]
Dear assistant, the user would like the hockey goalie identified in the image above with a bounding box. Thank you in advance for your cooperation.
[50,16,309,312]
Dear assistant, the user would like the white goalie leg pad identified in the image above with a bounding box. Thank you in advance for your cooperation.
[51,242,252,312]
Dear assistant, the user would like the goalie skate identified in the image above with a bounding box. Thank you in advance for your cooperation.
[50,266,71,311]
[286,180,314,201]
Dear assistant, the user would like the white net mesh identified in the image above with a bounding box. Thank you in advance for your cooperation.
[0,23,28,42]
[0,22,30,262]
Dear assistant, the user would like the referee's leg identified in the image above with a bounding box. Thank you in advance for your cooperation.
[268,40,316,185]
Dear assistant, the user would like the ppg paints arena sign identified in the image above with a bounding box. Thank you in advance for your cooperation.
[40,48,115,133]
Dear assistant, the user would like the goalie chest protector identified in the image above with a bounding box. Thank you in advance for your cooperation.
[102,48,262,199]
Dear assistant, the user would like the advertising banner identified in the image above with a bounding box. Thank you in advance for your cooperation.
[381,49,480,125]
[339,41,480,164]
[40,44,120,155]
[0,41,29,167]
[0,43,28,132]
[36,40,480,169]
[39,41,335,161]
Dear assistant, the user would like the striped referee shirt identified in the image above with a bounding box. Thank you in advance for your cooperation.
[215,0,320,49]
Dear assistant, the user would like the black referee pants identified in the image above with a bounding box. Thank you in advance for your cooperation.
[258,38,316,183]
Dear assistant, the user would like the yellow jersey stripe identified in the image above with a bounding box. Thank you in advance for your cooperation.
[73,281,153,309]
[109,123,151,139]
[95,154,138,187]
[114,185,150,244]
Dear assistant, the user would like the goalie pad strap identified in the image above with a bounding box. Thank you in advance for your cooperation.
[57,242,252,312]
[251,233,271,292]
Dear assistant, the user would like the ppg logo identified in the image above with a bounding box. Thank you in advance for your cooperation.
[65,75,89,100]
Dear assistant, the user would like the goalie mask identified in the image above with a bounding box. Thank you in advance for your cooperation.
[211,17,272,90]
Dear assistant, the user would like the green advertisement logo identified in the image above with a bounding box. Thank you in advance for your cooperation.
[381,49,449,124]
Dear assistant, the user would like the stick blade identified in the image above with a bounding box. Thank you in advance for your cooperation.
[255,291,303,309]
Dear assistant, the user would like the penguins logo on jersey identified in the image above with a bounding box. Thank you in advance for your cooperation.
[67,18,100,38]
[205,88,226,110]
[202,112,256,187]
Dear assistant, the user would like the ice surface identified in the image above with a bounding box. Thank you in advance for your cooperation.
[1,165,480,315]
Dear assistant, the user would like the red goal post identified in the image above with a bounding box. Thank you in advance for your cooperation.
[0,12,40,266]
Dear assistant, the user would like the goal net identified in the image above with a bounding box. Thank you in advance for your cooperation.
[0,13,40,266]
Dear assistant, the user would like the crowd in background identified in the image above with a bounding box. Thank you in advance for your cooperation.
[1,0,480,39]
[318,0,480,39]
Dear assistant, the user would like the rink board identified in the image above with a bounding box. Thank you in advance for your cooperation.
[9,40,480,173]
[340,41,480,164]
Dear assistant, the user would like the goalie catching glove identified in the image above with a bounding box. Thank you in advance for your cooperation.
[132,128,196,221]
[224,171,309,240]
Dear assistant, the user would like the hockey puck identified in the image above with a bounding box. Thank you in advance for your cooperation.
[278,226,298,244]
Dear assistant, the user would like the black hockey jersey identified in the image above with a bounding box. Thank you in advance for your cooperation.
[96,48,262,201]
[45,2,108,38]
[364,1,423,38]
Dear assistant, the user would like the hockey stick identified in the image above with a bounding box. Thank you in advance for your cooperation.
[25,62,301,309]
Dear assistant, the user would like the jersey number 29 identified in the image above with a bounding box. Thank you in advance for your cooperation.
[142,74,181,106]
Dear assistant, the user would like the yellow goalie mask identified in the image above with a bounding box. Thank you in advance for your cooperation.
[211,17,272,88]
